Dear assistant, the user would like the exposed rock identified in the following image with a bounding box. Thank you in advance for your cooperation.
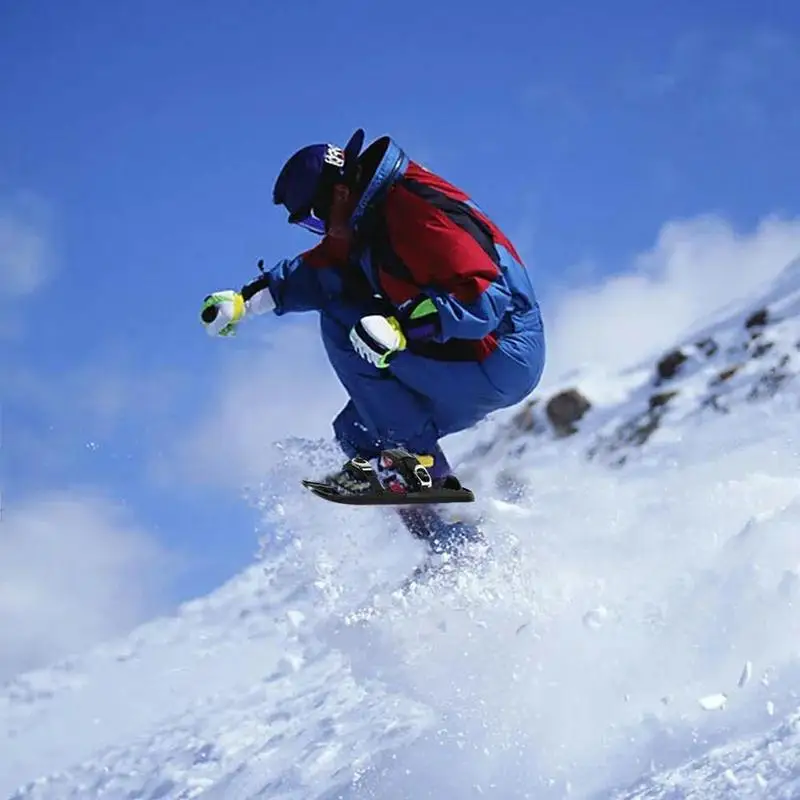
[695,338,719,357]
[649,390,678,410]
[512,398,542,433]
[545,389,592,437]
[615,410,663,448]
[745,308,769,330]
[748,370,789,401]
[656,349,688,382]
[748,355,793,401]
[588,400,672,463]
[712,364,742,385]
[749,339,775,359]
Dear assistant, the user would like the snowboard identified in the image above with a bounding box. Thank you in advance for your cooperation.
[301,478,475,506]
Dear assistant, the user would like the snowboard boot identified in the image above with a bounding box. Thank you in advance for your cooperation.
[317,448,440,496]
[316,455,384,496]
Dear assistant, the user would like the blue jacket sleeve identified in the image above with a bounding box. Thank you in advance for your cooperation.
[262,254,330,315]
[242,240,346,316]
[428,277,513,341]
[394,265,514,343]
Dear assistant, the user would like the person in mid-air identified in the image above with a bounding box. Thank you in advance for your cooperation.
[200,129,545,520]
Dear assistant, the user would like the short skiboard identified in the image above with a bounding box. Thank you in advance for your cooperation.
[301,479,475,506]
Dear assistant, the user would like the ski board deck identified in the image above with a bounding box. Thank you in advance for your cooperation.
[301,479,475,506]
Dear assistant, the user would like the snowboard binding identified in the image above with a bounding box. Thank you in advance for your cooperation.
[302,448,475,506]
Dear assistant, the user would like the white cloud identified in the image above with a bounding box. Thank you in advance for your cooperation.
[0,196,53,341]
[15,350,184,437]
[172,318,347,489]
[0,491,170,681]
[543,214,800,378]
[0,199,51,299]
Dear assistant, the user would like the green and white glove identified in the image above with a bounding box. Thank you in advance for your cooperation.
[200,290,247,337]
[349,315,407,368]
[200,281,276,337]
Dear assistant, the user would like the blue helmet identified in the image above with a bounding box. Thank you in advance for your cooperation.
[272,129,365,235]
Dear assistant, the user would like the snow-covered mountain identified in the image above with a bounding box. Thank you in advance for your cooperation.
[5,259,800,799]
[460,256,800,481]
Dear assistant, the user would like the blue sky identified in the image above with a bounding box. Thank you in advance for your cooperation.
[3,0,800,669]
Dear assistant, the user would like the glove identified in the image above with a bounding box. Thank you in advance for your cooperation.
[200,290,246,337]
[350,315,407,368]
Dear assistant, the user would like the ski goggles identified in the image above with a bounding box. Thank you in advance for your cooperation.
[274,131,365,237]
[282,144,348,236]
[288,207,328,236]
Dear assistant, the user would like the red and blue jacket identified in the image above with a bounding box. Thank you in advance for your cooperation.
[249,137,542,363]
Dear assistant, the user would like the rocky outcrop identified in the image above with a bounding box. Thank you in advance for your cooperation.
[589,390,679,466]
[511,399,543,433]
[695,338,718,357]
[749,339,774,358]
[649,390,678,409]
[748,354,793,401]
[745,308,769,331]
[545,389,592,437]
[656,349,688,382]
[701,394,729,414]
[710,364,742,386]
[490,292,800,474]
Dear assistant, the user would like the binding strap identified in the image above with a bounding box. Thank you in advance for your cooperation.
[379,449,433,491]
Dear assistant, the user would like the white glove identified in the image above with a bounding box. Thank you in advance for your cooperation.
[200,285,275,337]
[200,290,246,337]
[350,315,407,368]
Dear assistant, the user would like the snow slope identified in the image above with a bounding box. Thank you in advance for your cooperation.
[5,261,800,799]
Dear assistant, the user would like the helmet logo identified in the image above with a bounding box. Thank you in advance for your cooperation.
[323,145,346,169]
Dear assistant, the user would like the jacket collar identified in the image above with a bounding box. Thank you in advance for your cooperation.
[348,137,409,232]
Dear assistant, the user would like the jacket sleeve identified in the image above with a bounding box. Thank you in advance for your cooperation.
[240,239,346,316]
[385,186,512,342]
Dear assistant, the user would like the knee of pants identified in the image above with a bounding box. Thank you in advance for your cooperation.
[320,311,378,385]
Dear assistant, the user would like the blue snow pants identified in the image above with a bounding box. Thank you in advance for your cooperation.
[321,302,546,476]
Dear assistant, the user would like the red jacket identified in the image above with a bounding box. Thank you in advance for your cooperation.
[252,138,540,362]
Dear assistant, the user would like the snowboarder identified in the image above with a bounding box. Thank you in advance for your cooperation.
[200,129,545,540]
